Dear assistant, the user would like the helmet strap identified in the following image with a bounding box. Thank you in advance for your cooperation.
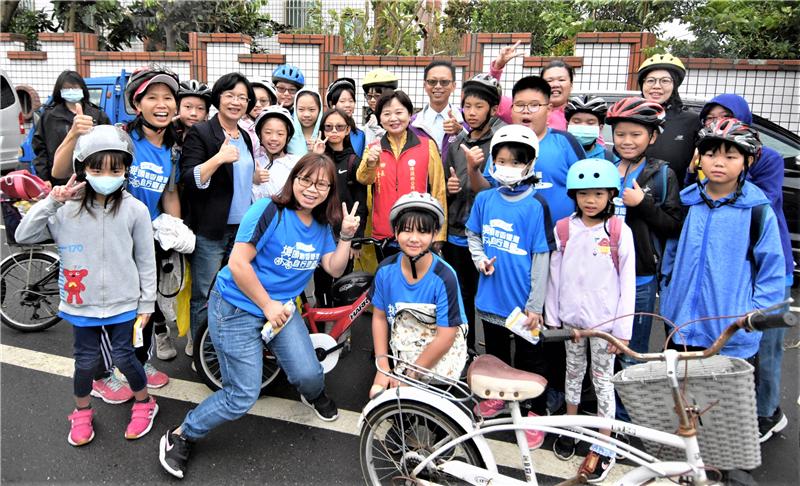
[406,250,429,279]
[141,116,167,134]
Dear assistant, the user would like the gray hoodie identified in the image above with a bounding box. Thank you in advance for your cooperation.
[15,192,156,319]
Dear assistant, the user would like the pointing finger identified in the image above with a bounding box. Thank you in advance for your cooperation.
[488,256,496,265]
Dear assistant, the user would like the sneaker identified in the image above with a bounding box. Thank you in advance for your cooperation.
[579,450,616,484]
[144,363,169,388]
[553,434,576,460]
[184,333,194,357]
[67,408,95,446]
[758,407,788,443]
[91,374,134,404]
[125,397,159,439]
[156,329,178,361]
[301,392,339,421]
[159,429,193,479]
[525,411,545,449]
[473,399,506,418]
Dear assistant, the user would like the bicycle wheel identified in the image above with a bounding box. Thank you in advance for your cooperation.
[193,319,281,393]
[360,401,484,485]
[0,251,61,332]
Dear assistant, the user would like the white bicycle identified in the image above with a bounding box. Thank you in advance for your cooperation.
[358,303,795,485]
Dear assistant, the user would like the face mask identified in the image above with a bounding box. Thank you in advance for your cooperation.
[493,164,525,186]
[61,88,84,103]
[85,174,125,196]
[567,124,600,147]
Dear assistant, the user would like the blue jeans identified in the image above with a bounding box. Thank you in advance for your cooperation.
[73,320,146,396]
[623,279,658,364]
[756,286,791,417]
[181,289,324,440]
[188,229,237,341]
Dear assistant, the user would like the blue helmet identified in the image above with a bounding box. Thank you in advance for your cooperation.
[272,64,305,88]
[566,158,620,198]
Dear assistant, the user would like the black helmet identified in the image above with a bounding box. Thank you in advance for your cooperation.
[564,95,608,124]
[126,65,179,106]
[177,79,211,106]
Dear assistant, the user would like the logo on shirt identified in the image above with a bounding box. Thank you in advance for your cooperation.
[482,219,526,256]
[273,243,320,271]
[595,237,611,256]
[138,161,164,174]
[129,161,169,192]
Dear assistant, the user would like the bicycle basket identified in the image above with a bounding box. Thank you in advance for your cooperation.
[612,355,760,470]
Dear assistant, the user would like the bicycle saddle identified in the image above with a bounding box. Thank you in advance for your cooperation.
[467,354,547,401]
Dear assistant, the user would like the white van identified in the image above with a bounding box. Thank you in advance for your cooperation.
[0,69,25,173]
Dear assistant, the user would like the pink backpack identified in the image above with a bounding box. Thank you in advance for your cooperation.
[0,170,50,201]
[556,216,622,273]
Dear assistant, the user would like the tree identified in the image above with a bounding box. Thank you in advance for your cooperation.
[1,1,20,33]
[6,3,55,50]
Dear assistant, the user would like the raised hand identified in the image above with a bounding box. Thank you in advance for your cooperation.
[461,144,485,172]
[493,40,524,70]
[312,136,328,155]
[340,201,361,239]
[443,109,462,136]
[622,180,645,207]
[478,256,496,276]
[253,166,270,184]
[217,132,239,164]
[49,174,86,203]
[447,166,461,194]
[70,103,94,137]
[365,143,382,167]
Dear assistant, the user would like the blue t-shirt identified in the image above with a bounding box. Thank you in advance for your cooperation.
[127,131,174,221]
[370,253,467,328]
[484,128,585,223]
[466,189,555,317]
[215,199,336,317]
[59,310,137,328]
[226,135,255,225]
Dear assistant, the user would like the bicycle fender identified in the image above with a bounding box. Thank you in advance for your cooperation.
[1,248,59,267]
[614,462,705,486]
[358,386,498,474]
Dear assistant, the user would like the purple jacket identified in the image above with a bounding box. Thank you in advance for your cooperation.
[410,103,469,171]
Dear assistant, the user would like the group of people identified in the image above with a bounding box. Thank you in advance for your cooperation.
[16,40,793,482]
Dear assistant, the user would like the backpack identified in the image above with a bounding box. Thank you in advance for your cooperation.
[556,216,623,273]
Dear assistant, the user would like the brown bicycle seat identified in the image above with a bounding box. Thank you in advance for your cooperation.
[467,354,547,401]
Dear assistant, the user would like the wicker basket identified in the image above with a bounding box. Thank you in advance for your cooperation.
[612,355,760,470]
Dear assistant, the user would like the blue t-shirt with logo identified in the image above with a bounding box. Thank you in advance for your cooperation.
[127,131,175,220]
[226,135,255,225]
[370,253,467,328]
[483,128,585,223]
[215,199,336,317]
[466,189,555,318]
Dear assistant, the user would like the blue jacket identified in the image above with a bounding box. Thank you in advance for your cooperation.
[659,181,785,358]
[702,94,794,282]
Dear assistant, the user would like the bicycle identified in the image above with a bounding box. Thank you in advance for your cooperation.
[194,236,390,393]
[358,303,796,485]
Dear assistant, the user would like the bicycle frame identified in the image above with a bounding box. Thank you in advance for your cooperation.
[302,289,371,339]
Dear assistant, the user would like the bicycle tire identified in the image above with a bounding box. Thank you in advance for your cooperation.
[360,401,484,485]
[0,251,61,332]
[193,318,281,394]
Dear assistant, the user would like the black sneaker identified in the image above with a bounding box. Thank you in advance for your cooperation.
[553,434,576,460]
[159,429,192,479]
[301,392,339,422]
[758,407,788,443]
[579,450,615,484]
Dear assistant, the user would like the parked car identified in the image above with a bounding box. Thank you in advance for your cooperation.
[18,70,136,169]
[0,69,26,173]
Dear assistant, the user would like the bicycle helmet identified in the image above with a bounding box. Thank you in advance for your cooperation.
[389,192,445,278]
[126,65,180,107]
[72,125,135,176]
[326,77,356,107]
[564,95,608,124]
[249,77,278,105]
[254,105,295,142]
[605,97,665,129]
[566,158,621,198]
[462,73,502,107]
[362,69,398,92]
[177,79,211,106]
[272,64,305,88]
[697,117,762,161]
[637,53,686,87]
[488,125,539,187]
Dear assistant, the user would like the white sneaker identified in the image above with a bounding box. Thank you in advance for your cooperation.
[155,329,177,360]
[185,332,194,357]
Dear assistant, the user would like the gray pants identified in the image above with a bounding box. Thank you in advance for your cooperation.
[564,326,616,420]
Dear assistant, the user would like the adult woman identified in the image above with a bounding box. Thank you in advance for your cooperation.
[326,77,366,157]
[33,70,110,185]
[159,154,361,479]
[540,60,574,131]
[637,54,701,185]
[180,72,256,347]
[356,90,447,254]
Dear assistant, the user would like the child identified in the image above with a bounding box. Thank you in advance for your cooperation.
[239,77,277,158]
[370,192,467,393]
[326,78,366,158]
[444,73,506,354]
[565,95,614,162]
[287,89,323,156]
[361,69,397,145]
[174,80,210,145]
[251,105,299,201]
[660,118,784,359]
[15,125,158,446]
[466,124,554,450]
[546,158,635,481]
[605,97,683,362]
[272,64,305,111]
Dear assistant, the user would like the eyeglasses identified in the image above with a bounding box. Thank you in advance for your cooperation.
[511,102,546,113]
[222,93,249,104]
[366,93,383,101]
[425,79,453,88]
[295,175,331,191]
[276,86,298,95]
[255,98,271,105]
[323,124,348,132]
[643,77,674,87]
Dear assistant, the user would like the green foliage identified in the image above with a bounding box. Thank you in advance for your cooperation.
[6,5,55,50]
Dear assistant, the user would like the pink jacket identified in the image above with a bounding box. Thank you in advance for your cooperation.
[545,216,636,339]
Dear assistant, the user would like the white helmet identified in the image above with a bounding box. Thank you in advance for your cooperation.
[254,105,295,140]
[73,125,135,177]
[488,125,539,187]
[249,77,278,104]
[389,192,445,231]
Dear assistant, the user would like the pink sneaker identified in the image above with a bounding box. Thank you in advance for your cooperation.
[125,397,159,439]
[474,399,506,418]
[144,363,169,389]
[91,375,133,404]
[525,411,545,449]
[67,408,95,446]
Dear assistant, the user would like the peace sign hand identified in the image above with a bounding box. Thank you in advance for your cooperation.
[50,174,87,203]
[494,41,524,70]
[340,201,361,240]
[312,137,328,155]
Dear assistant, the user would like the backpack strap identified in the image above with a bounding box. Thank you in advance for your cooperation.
[603,145,616,163]
[650,163,669,205]
[747,203,768,266]
[608,216,622,273]
[556,217,570,253]
[533,192,557,251]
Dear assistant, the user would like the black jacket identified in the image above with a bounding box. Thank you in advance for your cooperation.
[179,115,255,239]
[646,106,701,187]
[626,158,684,277]
[328,146,368,242]
[32,102,109,184]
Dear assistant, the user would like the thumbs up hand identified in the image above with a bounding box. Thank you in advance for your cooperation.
[622,179,645,207]
[446,166,461,194]
[217,132,240,164]
[461,144,485,172]
[443,109,462,136]
[70,103,94,137]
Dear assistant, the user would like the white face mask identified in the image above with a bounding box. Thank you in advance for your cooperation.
[85,174,125,195]
[492,164,526,186]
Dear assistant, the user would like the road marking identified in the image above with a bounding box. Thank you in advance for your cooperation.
[2,344,649,482]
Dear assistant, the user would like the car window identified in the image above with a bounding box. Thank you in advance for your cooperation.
[758,130,800,160]
[88,87,104,108]
[1,76,16,110]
